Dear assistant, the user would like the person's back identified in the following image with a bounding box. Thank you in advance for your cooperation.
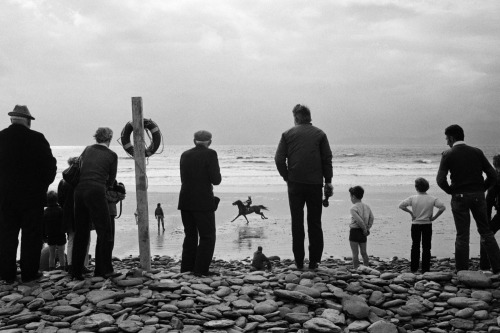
[276,123,332,185]
[43,204,65,243]
[0,123,56,208]
[436,124,500,273]
[79,144,117,189]
[401,193,444,223]
[178,144,221,211]
[437,144,494,194]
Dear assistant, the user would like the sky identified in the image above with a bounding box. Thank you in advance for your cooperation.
[1,0,500,146]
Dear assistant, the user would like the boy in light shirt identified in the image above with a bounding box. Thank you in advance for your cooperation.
[399,177,446,273]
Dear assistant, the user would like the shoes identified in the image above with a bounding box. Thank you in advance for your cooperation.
[194,271,219,277]
[308,262,319,270]
[103,272,121,279]
[21,272,43,283]
[82,267,93,274]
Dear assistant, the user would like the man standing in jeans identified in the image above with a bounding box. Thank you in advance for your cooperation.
[275,104,333,270]
[436,124,500,272]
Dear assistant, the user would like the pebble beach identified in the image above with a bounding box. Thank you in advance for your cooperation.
[2,255,500,333]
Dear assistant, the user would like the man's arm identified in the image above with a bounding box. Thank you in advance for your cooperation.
[320,134,333,184]
[399,199,416,221]
[37,134,57,186]
[436,153,451,194]
[275,134,289,181]
[209,150,222,186]
[486,183,499,220]
[482,153,497,191]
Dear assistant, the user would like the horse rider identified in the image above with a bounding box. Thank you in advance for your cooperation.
[245,196,252,213]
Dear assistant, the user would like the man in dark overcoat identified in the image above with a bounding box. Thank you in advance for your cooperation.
[178,130,221,276]
[0,105,57,283]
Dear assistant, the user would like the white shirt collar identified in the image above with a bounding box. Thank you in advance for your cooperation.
[453,141,465,147]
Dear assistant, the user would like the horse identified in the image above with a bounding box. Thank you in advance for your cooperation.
[231,200,268,224]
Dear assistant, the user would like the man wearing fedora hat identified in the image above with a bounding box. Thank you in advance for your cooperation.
[0,105,57,283]
[178,130,221,277]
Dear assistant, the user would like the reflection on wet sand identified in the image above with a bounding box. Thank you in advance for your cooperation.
[155,231,165,250]
[236,226,265,251]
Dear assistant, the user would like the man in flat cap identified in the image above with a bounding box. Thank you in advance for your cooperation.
[178,130,221,276]
[0,105,57,283]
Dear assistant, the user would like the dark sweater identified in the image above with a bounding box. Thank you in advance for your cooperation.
[43,204,66,245]
[275,123,333,185]
[79,144,118,189]
[436,143,497,195]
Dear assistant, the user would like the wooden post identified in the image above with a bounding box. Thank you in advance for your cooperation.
[131,97,151,271]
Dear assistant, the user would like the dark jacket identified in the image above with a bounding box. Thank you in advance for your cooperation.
[436,143,497,195]
[43,204,66,245]
[0,124,57,208]
[178,145,221,211]
[155,207,164,217]
[275,123,333,185]
[79,144,118,189]
[57,179,75,233]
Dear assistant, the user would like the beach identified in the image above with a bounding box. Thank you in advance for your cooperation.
[47,144,500,263]
[102,185,488,263]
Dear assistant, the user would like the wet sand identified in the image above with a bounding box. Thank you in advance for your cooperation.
[94,184,496,263]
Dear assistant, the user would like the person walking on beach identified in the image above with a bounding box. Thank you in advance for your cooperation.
[436,124,500,272]
[480,154,500,270]
[178,130,221,276]
[348,186,374,268]
[72,127,117,280]
[0,105,57,283]
[155,203,165,232]
[399,177,446,273]
[275,104,333,270]
[43,191,66,271]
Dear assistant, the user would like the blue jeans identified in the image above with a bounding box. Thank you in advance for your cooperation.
[451,192,500,272]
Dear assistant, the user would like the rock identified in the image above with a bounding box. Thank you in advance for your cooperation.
[347,320,370,331]
[423,271,453,281]
[284,313,313,324]
[254,300,278,314]
[303,318,342,333]
[367,320,398,333]
[457,270,492,288]
[447,297,489,310]
[87,290,118,304]
[116,278,144,287]
[50,305,81,316]
[449,318,474,330]
[342,296,370,319]
[203,319,235,328]
[148,281,181,291]
[320,308,345,325]
[273,289,320,305]
[122,296,148,307]
[118,320,143,333]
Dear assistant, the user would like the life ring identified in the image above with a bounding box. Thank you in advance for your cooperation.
[121,119,161,157]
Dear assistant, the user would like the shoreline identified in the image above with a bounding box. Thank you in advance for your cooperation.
[98,185,499,263]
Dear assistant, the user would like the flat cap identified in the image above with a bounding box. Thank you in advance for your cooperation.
[194,130,212,141]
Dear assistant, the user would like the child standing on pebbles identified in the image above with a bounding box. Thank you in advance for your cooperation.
[43,190,66,271]
[399,177,446,273]
[348,186,374,268]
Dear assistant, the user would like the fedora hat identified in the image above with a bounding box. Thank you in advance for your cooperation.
[8,105,35,120]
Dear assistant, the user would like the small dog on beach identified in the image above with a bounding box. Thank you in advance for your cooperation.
[231,197,268,224]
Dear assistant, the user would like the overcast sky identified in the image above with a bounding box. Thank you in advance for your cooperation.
[1,0,499,146]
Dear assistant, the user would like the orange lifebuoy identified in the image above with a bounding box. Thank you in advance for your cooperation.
[120,119,161,157]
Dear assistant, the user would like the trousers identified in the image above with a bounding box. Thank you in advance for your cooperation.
[287,181,324,267]
[410,224,432,272]
[451,192,500,272]
[180,210,216,274]
[72,185,111,277]
[0,206,44,281]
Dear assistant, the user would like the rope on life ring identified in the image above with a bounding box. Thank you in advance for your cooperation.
[120,118,162,157]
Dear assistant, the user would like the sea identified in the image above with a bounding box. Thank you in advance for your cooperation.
[52,144,497,191]
[47,144,500,262]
